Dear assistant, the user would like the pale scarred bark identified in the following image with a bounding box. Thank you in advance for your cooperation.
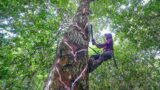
[44,0,93,90]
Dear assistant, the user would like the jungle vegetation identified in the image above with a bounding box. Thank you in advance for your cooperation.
[0,0,159,90]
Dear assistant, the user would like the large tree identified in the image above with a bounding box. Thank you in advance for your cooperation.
[44,0,93,90]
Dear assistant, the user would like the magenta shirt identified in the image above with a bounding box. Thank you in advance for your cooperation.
[96,38,113,52]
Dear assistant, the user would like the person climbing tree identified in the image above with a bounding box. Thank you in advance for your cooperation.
[88,33,114,73]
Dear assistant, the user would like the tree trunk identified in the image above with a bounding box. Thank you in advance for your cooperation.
[44,0,92,90]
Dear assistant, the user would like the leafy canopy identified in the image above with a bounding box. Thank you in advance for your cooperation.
[0,0,159,90]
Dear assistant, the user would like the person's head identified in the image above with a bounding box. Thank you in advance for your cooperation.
[105,33,112,40]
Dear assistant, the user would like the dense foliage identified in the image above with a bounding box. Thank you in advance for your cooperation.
[0,0,159,90]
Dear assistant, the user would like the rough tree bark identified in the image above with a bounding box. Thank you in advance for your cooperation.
[44,0,93,90]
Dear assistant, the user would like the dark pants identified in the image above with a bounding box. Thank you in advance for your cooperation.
[88,51,113,73]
